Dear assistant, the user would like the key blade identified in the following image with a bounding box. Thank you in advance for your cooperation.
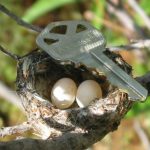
[36,20,148,101]
[90,49,148,101]
[74,52,147,101]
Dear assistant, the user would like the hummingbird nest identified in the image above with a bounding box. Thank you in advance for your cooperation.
[16,48,133,146]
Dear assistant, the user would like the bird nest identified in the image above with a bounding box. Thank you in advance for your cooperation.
[16,49,133,147]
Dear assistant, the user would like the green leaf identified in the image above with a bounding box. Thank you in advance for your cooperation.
[133,63,148,76]
[126,96,150,118]
[22,0,83,23]
[91,0,106,29]
[140,0,150,15]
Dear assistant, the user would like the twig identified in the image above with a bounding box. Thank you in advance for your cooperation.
[0,93,132,150]
[84,11,131,37]
[0,45,20,61]
[0,81,24,111]
[0,4,42,33]
[134,120,150,150]
[0,122,31,138]
[127,0,150,31]
[106,0,144,38]
[136,72,150,95]
[108,39,150,51]
[0,134,109,150]
[0,88,132,150]
[107,0,135,32]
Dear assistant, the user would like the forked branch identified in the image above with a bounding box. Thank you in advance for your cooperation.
[0,4,42,32]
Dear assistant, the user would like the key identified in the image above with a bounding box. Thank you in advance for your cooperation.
[36,20,148,101]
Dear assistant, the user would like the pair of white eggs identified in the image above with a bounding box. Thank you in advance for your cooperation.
[51,78,102,109]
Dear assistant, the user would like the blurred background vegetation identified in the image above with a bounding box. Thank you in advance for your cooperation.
[0,0,150,149]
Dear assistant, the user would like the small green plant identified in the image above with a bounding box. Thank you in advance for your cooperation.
[23,0,84,23]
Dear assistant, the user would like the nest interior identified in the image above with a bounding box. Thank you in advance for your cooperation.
[16,49,133,143]
[17,49,115,108]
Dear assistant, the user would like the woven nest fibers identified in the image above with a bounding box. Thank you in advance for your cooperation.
[16,49,133,143]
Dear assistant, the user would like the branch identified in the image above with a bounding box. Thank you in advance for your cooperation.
[108,39,150,51]
[0,4,42,33]
[0,73,150,150]
[0,122,31,138]
[0,45,20,61]
[0,136,104,150]
[135,72,150,95]
[134,120,150,150]
[0,91,133,150]
[106,0,144,38]
[0,81,24,111]
[0,4,150,149]
[127,0,150,31]
[84,10,131,37]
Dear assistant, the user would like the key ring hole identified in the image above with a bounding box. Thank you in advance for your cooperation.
[44,38,59,45]
[50,25,67,35]
[76,24,87,33]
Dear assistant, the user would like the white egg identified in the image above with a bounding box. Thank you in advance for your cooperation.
[76,80,102,108]
[51,78,77,109]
